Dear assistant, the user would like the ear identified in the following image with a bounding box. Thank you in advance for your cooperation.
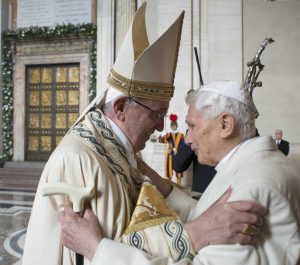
[112,97,127,121]
[218,112,235,138]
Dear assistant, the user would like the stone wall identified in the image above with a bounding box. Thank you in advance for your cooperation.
[243,0,300,160]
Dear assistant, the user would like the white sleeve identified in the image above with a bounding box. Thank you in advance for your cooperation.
[192,183,300,265]
[166,187,197,222]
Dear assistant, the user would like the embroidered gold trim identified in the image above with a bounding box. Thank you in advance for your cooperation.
[107,69,174,101]
[123,183,178,235]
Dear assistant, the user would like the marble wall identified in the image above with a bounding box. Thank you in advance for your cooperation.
[243,0,300,156]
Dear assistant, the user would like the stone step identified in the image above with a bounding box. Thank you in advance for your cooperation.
[0,169,43,176]
[4,161,45,169]
[0,162,44,191]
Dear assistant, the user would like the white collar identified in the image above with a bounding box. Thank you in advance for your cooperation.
[106,117,137,168]
[215,139,252,172]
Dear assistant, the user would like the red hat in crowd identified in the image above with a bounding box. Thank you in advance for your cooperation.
[170,114,178,127]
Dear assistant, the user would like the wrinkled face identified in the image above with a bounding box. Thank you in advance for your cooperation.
[185,104,221,166]
[124,98,169,152]
[275,130,282,140]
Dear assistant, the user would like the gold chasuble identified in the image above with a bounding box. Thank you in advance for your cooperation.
[121,181,195,261]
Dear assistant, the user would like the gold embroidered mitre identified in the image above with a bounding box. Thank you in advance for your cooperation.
[107,3,184,102]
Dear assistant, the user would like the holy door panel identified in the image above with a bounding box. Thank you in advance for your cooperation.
[25,64,80,161]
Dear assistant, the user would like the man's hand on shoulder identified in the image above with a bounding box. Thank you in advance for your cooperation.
[185,188,266,251]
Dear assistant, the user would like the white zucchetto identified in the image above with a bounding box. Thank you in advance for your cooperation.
[200,80,259,117]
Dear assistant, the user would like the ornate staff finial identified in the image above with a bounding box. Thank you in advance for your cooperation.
[243,37,274,97]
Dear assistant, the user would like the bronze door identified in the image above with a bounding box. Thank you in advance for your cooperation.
[25,64,80,161]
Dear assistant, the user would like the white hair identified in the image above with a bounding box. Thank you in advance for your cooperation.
[105,86,125,103]
[102,95,140,114]
[186,89,256,140]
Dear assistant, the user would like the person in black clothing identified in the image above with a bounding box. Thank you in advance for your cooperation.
[274,129,290,156]
[173,138,216,193]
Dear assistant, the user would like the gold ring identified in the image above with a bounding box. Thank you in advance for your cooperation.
[242,224,256,236]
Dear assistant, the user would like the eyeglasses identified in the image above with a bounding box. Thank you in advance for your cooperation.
[129,98,167,122]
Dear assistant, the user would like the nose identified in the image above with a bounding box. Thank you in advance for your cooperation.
[155,119,165,131]
[185,129,192,145]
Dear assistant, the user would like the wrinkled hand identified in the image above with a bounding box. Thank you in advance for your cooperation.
[58,203,102,261]
[185,188,266,251]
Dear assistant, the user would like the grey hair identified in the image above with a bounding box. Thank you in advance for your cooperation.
[186,89,256,140]
[101,101,112,113]
[101,96,139,114]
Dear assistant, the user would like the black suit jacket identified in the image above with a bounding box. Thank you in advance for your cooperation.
[276,139,290,156]
[173,143,216,193]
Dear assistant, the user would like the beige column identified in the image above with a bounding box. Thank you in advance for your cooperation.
[96,0,136,95]
[96,0,115,95]
[115,0,136,55]
[192,0,201,90]
[200,0,243,82]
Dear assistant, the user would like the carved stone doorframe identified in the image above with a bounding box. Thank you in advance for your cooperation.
[13,40,91,161]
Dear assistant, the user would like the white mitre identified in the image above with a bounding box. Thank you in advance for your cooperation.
[106,3,184,102]
[74,3,184,124]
